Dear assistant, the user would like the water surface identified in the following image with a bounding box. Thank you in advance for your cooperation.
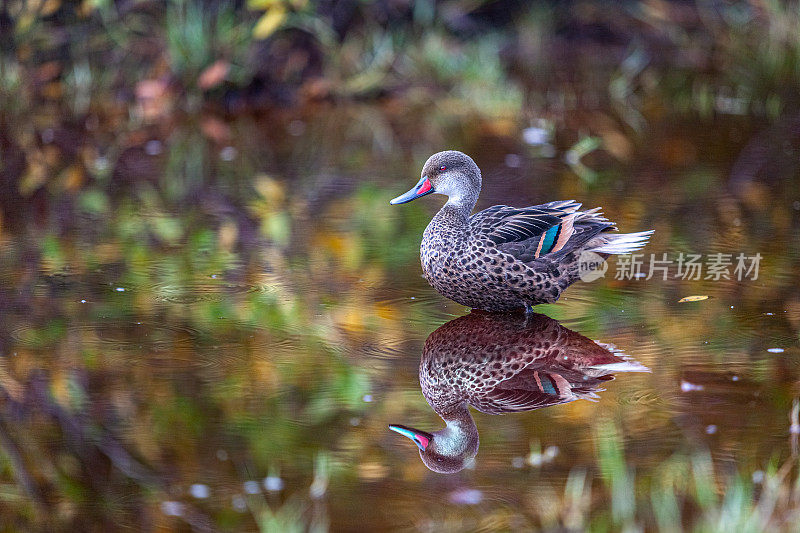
[1,103,799,530]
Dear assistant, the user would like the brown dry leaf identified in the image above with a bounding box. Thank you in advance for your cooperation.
[481,118,516,137]
[337,306,366,334]
[678,295,709,303]
[41,0,61,16]
[135,79,173,120]
[642,0,671,22]
[43,144,61,166]
[198,60,230,90]
[63,164,85,191]
[254,175,285,204]
[737,181,770,210]
[19,152,48,195]
[590,113,634,162]
[41,82,63,99]
[659,136,697,166]
[599,129,633,161]
[0,362,23,401]
[300,78,334,100]
[358,462,389,481]
[135,79,169,100]
[94,243,122,262]
[36,61,61,82]
[218,219,239,252]
[200,116,232,143]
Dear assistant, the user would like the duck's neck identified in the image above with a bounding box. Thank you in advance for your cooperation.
[433,196,476,229]
[444,185,479,212]
[433,402,479,457]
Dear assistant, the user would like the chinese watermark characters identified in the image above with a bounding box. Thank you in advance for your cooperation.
[611,253,762,281]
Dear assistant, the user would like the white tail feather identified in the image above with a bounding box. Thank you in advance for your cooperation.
[575,207,610,224]
[590,230,654,254]
[590,361,651,373]
[574,389,604,402]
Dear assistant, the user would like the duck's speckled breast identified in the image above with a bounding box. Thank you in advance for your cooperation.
[420,216,469,289]
[418,205,569,311]
[420,219,467,278]
[420,210,517,311]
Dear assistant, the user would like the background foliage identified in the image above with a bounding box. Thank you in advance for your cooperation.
[2,0,800,531]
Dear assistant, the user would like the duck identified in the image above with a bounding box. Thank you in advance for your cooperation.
[390,150,653,312]
[389,311,649,473]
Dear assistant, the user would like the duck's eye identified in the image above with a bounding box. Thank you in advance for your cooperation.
[439,165,447,171]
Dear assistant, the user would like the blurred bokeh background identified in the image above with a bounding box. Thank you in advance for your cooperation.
[2,0,800,530]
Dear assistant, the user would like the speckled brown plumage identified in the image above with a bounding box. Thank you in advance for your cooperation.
[420,311,645,417]
[389,311,648,473]
[391,151,653,312]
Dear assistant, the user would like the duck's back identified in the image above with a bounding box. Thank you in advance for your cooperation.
[419,312,624,416]
[420,200,617,311]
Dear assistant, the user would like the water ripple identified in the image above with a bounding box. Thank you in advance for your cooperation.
[151,279,275,304]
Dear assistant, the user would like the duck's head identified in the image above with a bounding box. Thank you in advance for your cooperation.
[388,419,479,474]
[390,150,482,207]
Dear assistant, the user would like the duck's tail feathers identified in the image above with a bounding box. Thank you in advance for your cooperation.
[590,360,651,373]
[590,230,654,255]
[574,207,612,225]
[540,199,582,212]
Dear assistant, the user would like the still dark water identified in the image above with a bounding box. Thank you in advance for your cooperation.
[1,104,800,530]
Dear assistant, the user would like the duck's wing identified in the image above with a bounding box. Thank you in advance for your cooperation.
[470,369,594,414]
[469,201,579,241]
[470,200,591,259]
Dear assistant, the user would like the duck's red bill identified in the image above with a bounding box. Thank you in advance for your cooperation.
[390,176,434,204]
[389,424,433,450]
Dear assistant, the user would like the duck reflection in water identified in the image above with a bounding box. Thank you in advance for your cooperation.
[389,312,649,473]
